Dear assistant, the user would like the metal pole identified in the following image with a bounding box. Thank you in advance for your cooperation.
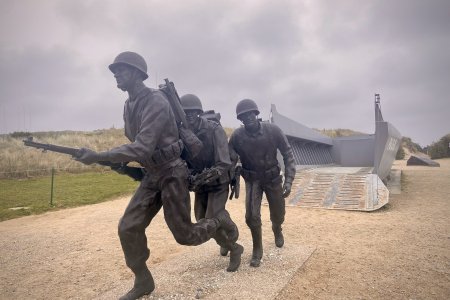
[50,168,54,206]
[374,94,380,203]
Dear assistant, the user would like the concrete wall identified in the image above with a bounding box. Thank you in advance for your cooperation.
[331,135,375,167]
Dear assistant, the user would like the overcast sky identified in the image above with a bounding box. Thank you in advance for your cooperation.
[0,0,449,147]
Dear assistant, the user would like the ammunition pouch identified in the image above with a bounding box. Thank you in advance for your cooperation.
[241,165,281,183]
[150,139,183,166]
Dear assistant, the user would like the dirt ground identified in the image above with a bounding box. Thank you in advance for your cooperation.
[1,159,449,299]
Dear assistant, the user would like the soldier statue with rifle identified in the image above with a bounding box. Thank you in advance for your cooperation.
[229,99,296,268]
[180,94,244,272]
[73,51,233,300]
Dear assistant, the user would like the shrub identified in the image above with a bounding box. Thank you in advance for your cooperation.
[427,134,450,159]
[9,131,32,138]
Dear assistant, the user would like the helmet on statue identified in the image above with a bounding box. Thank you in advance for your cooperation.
[236,99,259,118]
[109,51,148,80]
[180,94,203,112]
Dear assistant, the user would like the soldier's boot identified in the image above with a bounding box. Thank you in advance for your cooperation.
[220,246,229,256]
[227,243,244,272]
[119,265,155,300]
[249,226,263,267]
[272,224,284,248]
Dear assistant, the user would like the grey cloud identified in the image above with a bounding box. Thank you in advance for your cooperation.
[55,1,121,38]
[0,46,122,132]
[1,0,448,147]
[0,47,88,107]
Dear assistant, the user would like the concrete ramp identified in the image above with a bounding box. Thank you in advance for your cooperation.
[97,240,315,300]
[282,167,389,211]
[407,154,440,167]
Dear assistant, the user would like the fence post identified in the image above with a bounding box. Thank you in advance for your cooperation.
[50,167,55,206]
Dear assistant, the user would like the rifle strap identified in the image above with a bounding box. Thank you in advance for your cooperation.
[179,127,203,158]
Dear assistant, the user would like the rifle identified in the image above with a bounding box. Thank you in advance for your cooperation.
[22,137,145,181]
[158,78,203,158]
[188,168,222,192]
[229,165,242,199]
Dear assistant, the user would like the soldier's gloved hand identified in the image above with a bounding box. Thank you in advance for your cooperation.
[282,182,292,198]
[187,175,197,192]
[75,148,101,165]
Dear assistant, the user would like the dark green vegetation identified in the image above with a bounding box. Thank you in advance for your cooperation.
[425,133,450,159]
[0,171,138,221]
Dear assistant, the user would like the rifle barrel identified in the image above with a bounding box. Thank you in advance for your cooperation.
[22,138,140,176]
[23,140,80,157]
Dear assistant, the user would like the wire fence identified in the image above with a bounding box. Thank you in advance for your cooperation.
[0,165,111,179]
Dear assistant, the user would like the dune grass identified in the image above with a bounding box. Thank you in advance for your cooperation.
[0,128,237,179]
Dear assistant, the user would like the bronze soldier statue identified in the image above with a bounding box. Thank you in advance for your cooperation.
[229,99,296,268]
[180,94,244,272]
[76,52,230,300]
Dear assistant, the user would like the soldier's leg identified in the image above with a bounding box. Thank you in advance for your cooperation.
[205,185,234,247]
[162,162,219,245]
[118,176,162,300]
[264,176,285,248]
[205,184,243,272]
[245,180,264,267]
[204,184,238,242]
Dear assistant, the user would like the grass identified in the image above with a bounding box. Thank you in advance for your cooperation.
[1,128,236,220]
[0,129,132,179]
[0,171,139,221]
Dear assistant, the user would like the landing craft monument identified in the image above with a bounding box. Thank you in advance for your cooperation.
[268,94,401,211]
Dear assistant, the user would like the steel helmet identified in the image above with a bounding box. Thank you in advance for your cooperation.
[236,99,260,118]
[108,51,149,80]
[180,94,203,112]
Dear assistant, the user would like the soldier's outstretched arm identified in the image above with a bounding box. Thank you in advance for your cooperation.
[75,148,101,165]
